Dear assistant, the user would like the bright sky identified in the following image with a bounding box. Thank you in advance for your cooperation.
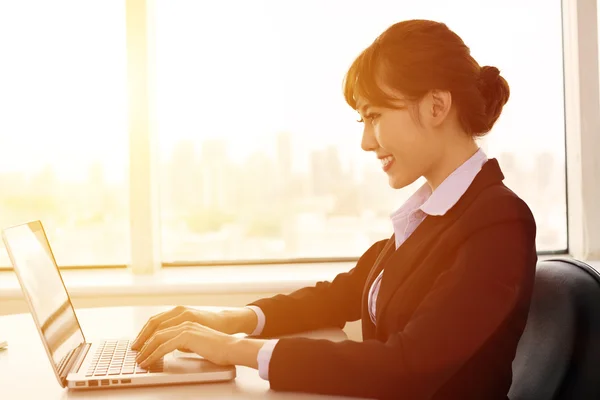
[0,0,565,183]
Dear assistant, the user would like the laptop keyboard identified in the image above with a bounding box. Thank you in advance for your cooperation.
[85,339,164,377]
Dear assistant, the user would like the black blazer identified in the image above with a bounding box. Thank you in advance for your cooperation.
[249,159,537,400]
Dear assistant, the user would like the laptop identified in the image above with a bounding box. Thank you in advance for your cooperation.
[1,220,236,389]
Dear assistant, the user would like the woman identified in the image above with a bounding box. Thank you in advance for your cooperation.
[132,19,537,399]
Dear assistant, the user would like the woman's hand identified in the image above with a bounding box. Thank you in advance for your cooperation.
[131,305,257,351]
[134,320,267,370]
[135,321,234,368]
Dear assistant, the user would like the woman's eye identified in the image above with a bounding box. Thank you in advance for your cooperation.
[365,113,380,123]
[356,113,380,123]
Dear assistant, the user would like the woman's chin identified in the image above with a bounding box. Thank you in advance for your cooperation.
[388,177,407,190]
[388,173,417,190]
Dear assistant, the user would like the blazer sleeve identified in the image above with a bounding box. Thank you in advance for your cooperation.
[247,239,389,338]
[265,215,537,399]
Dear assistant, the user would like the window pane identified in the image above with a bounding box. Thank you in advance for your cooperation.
[156,0,566,262]
[0,1,129,267]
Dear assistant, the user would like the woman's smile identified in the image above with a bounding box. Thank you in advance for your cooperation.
[380,155,395,172]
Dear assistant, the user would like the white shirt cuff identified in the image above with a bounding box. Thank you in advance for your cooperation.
[257,339,280,381]
[245,305,266,336]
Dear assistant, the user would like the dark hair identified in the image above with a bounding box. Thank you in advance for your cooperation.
[343,19,510,137]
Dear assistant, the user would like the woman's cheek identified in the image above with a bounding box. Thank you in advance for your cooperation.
[374,123,390,148]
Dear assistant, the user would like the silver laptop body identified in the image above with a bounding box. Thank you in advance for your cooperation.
[2,220,236,389]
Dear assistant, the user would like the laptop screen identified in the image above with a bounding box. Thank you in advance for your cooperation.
[2,221,85,375]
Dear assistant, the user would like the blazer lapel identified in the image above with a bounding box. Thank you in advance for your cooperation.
[361,235,397,325]
[365,234,396,289]
[374,213,454,325]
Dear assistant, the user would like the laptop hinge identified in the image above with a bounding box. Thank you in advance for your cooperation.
[58,343,91,385]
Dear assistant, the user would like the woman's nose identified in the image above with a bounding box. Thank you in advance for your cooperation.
[361,126,378,152]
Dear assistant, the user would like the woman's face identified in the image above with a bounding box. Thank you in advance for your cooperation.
[356,94,443,190]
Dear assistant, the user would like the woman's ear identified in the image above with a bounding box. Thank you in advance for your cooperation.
[429,90,452,127]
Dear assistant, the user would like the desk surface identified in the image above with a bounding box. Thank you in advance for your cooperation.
[0,306,361,399]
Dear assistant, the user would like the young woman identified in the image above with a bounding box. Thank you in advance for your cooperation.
[132,19,537,399]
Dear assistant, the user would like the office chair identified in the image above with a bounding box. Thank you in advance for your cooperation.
[508,257,600,400]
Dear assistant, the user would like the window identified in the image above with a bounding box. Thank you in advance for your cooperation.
[156,0,567,263]
[0,1,129,267]
[0,1,569,270]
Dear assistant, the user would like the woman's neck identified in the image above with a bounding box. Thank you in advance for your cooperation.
[425,139,481,191]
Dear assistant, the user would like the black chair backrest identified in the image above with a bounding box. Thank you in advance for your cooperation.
[509,257,600,400]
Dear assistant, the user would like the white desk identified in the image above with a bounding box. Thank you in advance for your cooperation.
[0,306,364,399]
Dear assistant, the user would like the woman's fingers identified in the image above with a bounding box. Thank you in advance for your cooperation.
[155,312,195,334]
[138,332,190,368]
[136,322,197,366]
[135,321,233,368]
[136,325,180,364]
[131,306,188,349]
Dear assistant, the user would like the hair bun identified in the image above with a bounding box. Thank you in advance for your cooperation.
[480,66,500,85]
[478,65,510,134]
